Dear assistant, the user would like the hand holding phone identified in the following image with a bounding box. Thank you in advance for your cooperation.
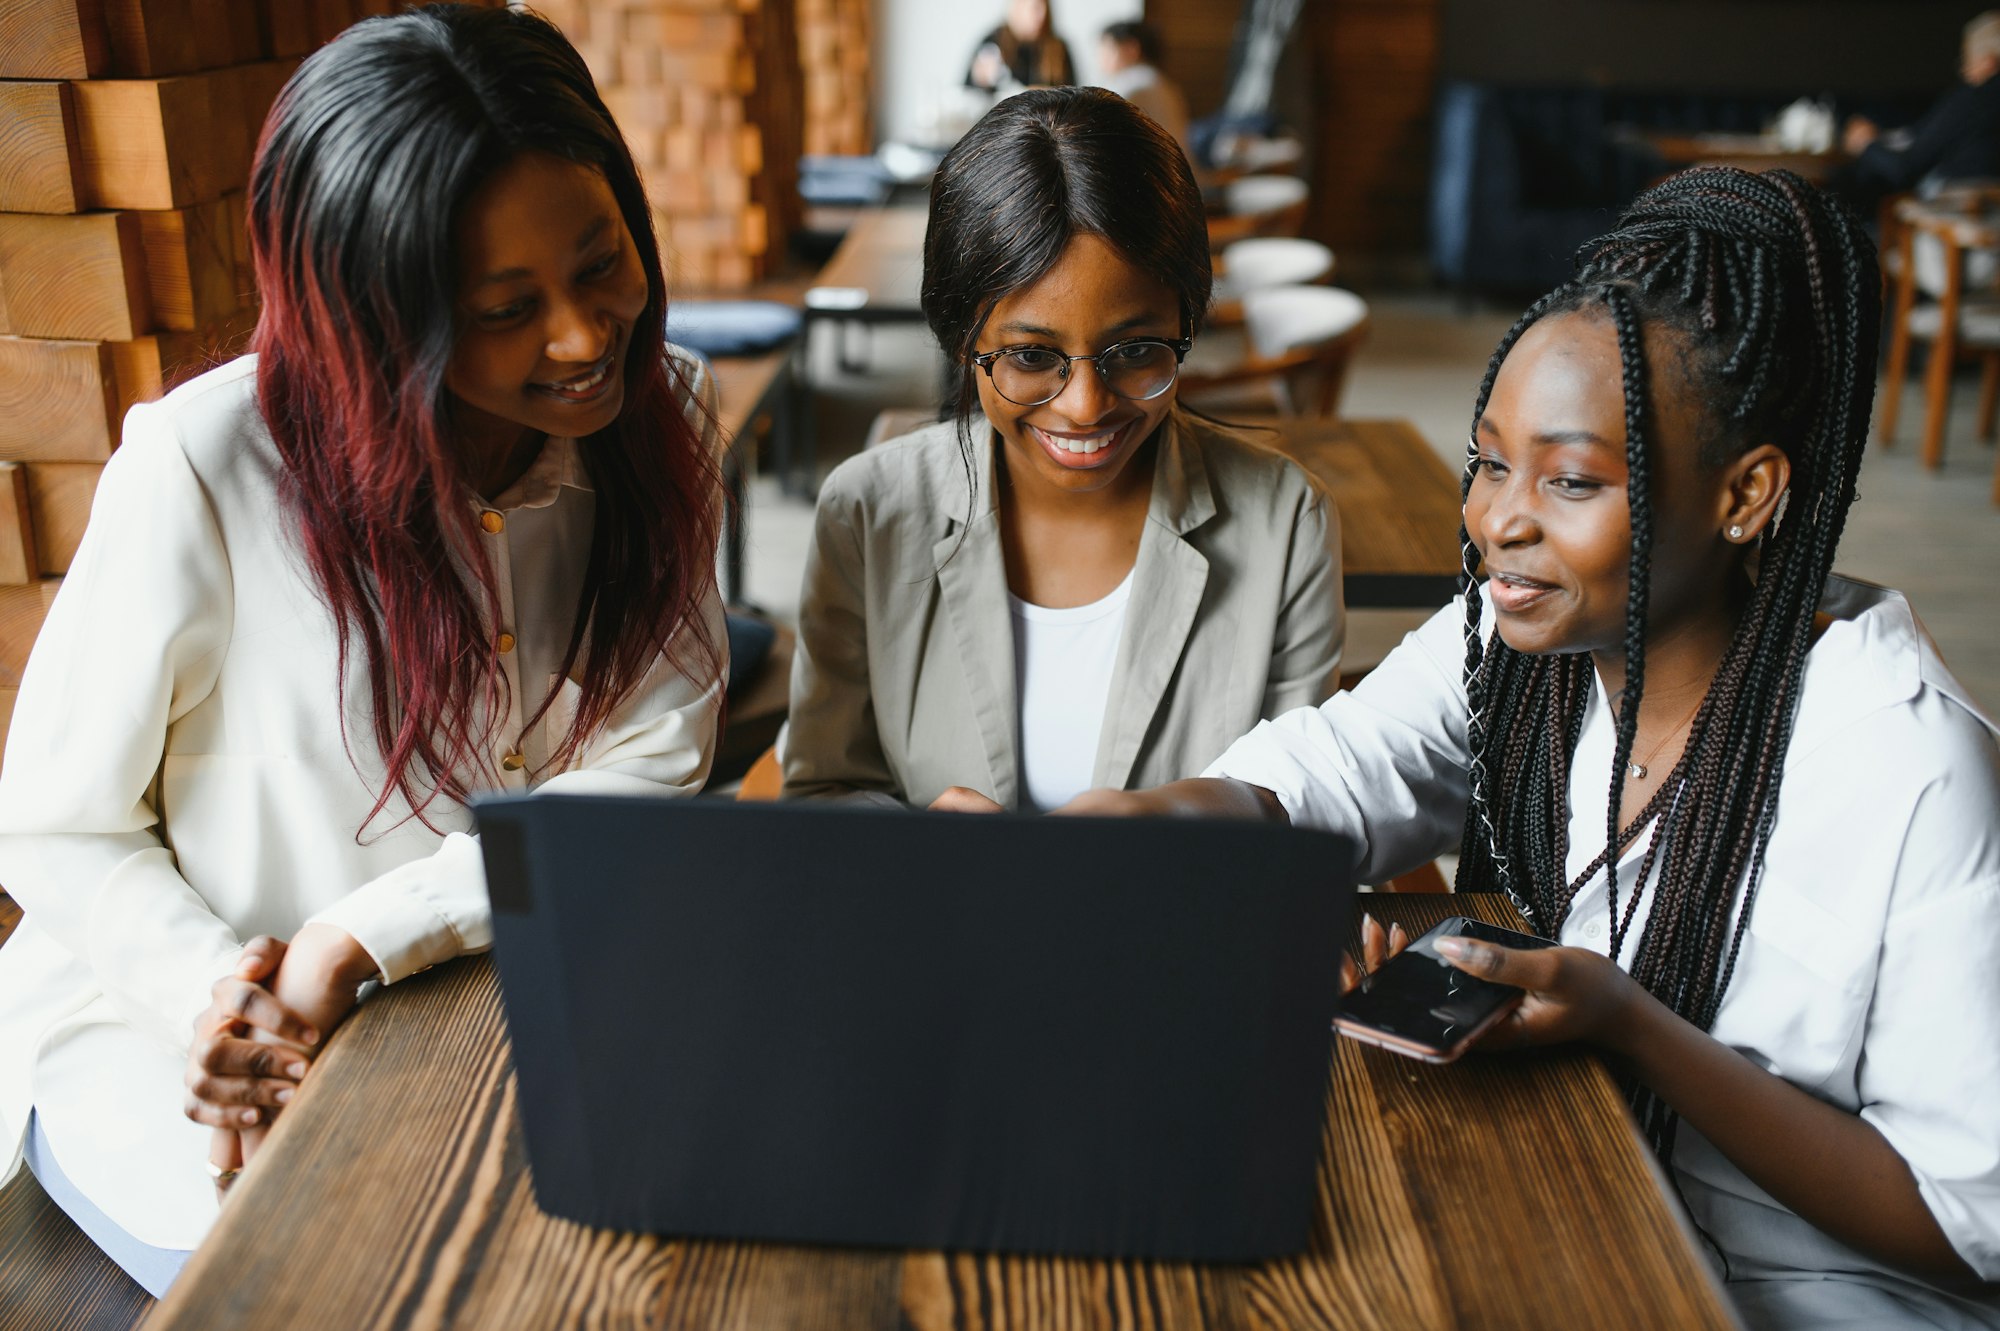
[1334,916,1554,1064]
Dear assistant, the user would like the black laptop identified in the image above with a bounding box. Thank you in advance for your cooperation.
[476,795,1357,1262]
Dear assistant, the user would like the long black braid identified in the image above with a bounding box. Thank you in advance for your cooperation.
[1451,168,1881,1158]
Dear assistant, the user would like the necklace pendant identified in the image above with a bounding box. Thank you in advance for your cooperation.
[1628,762,1648,780]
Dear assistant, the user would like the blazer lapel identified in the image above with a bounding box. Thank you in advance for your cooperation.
[1094,415,1214,790]
[932,441,1020,807]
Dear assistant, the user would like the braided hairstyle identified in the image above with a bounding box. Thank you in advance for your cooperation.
[1450,168,1880,1155]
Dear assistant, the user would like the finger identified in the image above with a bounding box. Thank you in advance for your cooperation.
[192,1032,310,1081]
[206,978,319,1047]
[1387,922,1410,958]
[1361,913,1387,973]
[1338,952,1361,996]
[185,1067,298,1111]
[183,1095,271,1130]
[208,1128,242,1174]
[1433,937,1557,989]
[232,935,287,983]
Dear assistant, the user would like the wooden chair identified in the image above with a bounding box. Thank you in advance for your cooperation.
[1180,285,1371,420]
[1205,174,1310,249]
[1211,237,1335,325]
[1878,191,2000,490]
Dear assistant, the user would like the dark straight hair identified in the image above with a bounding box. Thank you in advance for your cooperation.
[921,85,1212,491]
[1452,168,1879,1158]
[250,3,721,833]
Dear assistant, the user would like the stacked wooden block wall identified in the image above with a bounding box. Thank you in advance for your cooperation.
[536,0,805,291]
[0,0,503,762]
[796,0,867,158]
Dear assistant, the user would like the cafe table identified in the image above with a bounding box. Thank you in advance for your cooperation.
[149,893,1735,1330]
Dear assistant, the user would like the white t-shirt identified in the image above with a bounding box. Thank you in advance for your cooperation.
[1205,577,2000,1328]
[1009,572,1134,812]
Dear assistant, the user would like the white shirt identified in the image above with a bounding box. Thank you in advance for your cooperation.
[1009,573,1134,812]
[1207,578,2000,1325]
[0,355,725,1248]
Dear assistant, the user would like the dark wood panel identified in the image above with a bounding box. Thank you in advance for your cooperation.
[0,1169,153,1331]
[153,894,1733,1330]
[1304,0,1440,255]
[0,889,19,947]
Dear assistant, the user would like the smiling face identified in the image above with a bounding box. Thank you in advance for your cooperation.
[973,231,1182,502]
[1465,308,1766,662]
[445,151,650,462]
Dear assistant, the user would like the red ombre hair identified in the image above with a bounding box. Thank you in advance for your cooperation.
[248,4,721,831]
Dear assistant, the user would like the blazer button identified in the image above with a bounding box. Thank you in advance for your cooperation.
[501,752,526,771]
[496,632,516,654]
[480,510,505,534]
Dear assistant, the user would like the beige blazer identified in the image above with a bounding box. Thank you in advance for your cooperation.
[783,410,1343,807]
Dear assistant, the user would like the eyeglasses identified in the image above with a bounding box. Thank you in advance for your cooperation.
[971,336,1194,408]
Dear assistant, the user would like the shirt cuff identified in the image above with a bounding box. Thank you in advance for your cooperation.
[304,832,490,984]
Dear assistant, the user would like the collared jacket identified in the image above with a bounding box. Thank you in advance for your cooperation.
[782,410,1343,808]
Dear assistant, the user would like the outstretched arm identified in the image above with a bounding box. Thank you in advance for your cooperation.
[1435,937,1981,1285]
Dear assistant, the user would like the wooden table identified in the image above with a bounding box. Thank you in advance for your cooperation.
[708,349,799,600]
[1628,130,1847,184]
[803,203,928,326]
[1271,418,1463,609]
[150,893,1733,1331]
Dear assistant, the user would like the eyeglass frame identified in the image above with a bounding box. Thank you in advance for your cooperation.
[969,335,1196,407]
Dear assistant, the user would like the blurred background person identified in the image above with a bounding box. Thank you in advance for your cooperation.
[966,0,1075,93]
[1097,20,1191,156]
[1839,9,2000,208]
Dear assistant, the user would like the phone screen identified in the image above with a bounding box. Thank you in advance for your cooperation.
[1334,916,1554,1063]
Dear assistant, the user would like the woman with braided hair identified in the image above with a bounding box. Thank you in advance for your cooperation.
[1060,167,2000,1327]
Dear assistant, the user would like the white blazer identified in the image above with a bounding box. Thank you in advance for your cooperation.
[0,354,725,1248]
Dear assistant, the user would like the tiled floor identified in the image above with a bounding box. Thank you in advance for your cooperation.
[734,292,2000,712]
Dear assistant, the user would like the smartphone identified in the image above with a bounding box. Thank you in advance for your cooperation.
[1333,916,1554,1064]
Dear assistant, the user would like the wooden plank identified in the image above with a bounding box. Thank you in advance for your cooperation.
[0,210,152,340]
[0,80,85,213]
[0,461,36,582]
[0,1168,154,1330]
[0,880,17,942]
[0,0,108,79]
[22,461,97,575]
[255,0,314,57]
[0,576,59,687]
[150,894,1734,1331]
[0,337,125,460]
[101,0,199,77]
[137,195,237,331]
[70,72,214,209]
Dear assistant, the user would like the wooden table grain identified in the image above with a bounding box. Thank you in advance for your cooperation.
[150,894,1734,1331]
[804,204,927,323]
[1268,418,1463,609]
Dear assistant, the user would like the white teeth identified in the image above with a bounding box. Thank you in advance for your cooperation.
[1041,426,1120,455]
[541,358,611,393]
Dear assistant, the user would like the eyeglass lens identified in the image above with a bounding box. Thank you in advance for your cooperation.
[991,342,1180,406]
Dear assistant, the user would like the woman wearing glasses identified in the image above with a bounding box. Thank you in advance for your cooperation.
[783,87,1341,810]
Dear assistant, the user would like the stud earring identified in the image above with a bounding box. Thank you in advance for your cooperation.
[1727,524,1745,540]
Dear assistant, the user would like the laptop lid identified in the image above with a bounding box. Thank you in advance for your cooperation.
[478,795,1357,1262]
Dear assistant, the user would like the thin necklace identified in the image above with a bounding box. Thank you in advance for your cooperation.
[1624,696,1704,781]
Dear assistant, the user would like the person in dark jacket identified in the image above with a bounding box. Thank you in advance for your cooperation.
[965,0,1074,92]
[1840,11,2000,205]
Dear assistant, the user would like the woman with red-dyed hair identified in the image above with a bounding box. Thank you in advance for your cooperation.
[0,4,723,1292]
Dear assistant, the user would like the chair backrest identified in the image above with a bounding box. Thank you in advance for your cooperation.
[1218,238,1335,298]
[1242,286,1369,360]
[1181,285,1371,419]
[1224,174,1309,217]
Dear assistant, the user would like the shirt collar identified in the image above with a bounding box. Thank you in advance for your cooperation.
[481,435,592,513]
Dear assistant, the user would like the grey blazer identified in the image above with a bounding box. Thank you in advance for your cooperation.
[782,410,1344,808]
